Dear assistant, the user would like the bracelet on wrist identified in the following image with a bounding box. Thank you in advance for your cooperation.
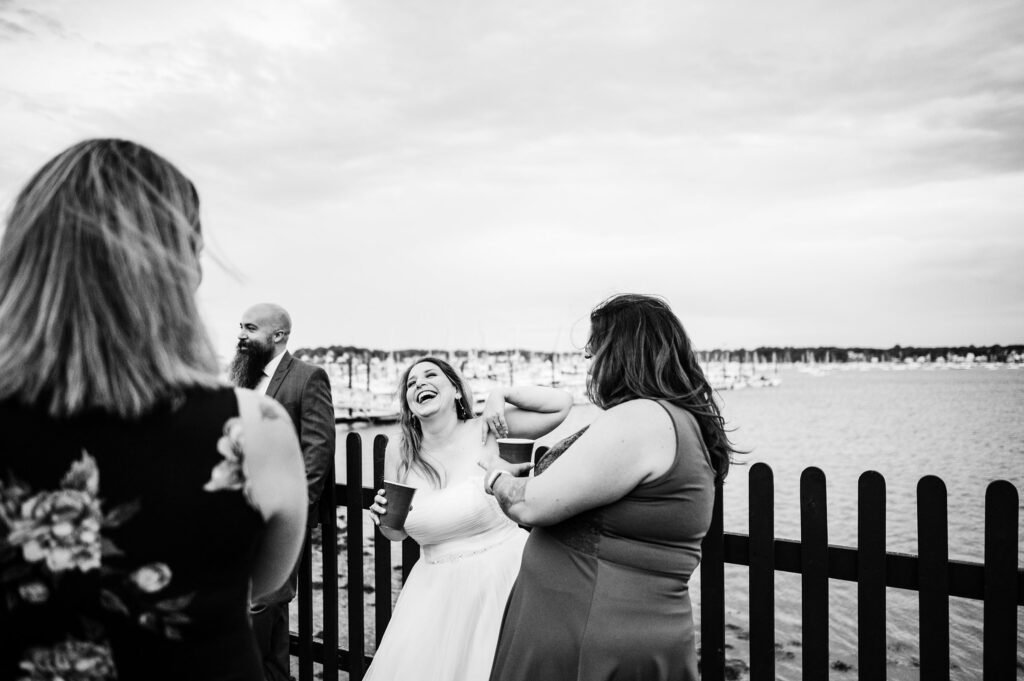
[485,469,510,495]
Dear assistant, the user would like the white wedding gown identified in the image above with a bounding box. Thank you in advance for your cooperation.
[364,473,528,681]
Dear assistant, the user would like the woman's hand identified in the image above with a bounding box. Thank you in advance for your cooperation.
[477,456,533,482]
[480,388,510,443]
[368,488,388,527]
[478,420,532,478]
[478,458,534,517]
[370,488,412,541]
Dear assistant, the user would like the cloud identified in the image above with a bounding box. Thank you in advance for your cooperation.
[0,2,64,38]
[1,0,1022,351]
[0,16,30,37]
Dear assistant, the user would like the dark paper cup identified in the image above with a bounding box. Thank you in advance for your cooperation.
[380,480,416,530]
[497,438,535,464]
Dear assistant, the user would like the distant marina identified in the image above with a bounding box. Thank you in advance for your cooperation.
[292,346,1023,425]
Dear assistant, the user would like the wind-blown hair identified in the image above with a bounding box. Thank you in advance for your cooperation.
[0,138,220,418]
[586,293,736,481]
[395,357,476,488]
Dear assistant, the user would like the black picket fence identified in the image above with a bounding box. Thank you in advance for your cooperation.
[288,433,1021,680]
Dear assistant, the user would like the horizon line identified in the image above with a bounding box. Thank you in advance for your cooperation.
[291,342,1024,356]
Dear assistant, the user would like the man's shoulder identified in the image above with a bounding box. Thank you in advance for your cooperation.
[283,353,329,384]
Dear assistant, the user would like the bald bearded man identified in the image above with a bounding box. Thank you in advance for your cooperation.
[231,303,335,681]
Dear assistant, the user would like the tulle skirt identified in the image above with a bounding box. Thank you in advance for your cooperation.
[364,525,528,681]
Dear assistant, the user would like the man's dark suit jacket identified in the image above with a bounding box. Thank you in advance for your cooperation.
[261,350,336,603]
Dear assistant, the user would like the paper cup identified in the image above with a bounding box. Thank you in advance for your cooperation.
[497,438,535,464]
[380,480,416,530]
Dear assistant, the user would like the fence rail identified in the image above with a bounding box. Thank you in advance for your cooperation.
[289,434,1021,680]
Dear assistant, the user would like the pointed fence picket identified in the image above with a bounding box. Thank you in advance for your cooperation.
[747,462,775,681]
[856,470,885,678]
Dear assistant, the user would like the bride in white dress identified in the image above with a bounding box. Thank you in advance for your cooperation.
[365,357,572,681]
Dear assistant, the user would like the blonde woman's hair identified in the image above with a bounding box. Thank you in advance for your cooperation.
[0,138,221,418]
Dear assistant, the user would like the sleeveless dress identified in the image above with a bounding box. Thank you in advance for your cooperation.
[0,387,265,681]
[490,400,716,681]
[364,473,528,681]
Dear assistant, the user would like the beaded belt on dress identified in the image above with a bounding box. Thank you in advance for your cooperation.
[422,525,521,564]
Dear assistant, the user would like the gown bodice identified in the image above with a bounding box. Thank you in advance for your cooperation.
[364,474,527,681]
[403,474,520,563]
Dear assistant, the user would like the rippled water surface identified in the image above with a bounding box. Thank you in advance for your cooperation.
[717,367,1023,553]
[701,366,1024,679]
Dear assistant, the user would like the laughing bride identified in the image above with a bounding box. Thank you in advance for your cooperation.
[365,356,571,680]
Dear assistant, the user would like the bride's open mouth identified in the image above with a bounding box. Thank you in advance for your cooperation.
[416,389,438,404]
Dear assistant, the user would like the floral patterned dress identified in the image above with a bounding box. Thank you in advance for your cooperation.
[0,387,265,681]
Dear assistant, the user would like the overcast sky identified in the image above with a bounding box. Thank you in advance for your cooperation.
[1,0,1022,355]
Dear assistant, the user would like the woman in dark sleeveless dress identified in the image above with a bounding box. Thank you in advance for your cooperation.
[480,294,738,681]
[0,139,308,681]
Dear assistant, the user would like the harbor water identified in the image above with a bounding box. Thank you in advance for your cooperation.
[334,365,1024,679]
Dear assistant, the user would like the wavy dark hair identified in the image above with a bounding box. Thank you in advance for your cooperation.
[586,293,736,481]
[395,357,476,488]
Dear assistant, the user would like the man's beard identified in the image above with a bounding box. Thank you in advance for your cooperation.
[229,341,275,389]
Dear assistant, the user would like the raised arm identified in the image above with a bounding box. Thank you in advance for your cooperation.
[483,399,677,527]
[237,389,308,602]
[479,385,573,443]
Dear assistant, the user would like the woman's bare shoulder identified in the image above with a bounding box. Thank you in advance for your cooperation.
[599,398,673,431]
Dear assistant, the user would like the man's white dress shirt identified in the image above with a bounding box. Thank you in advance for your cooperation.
[255,350,286,396]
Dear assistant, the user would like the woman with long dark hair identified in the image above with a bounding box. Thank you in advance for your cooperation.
[481,293,738,681]
[365,356,571,680]
[0,139,307,681]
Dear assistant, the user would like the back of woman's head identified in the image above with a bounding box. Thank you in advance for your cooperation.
[0,138,219,417]
[586,293,735,480]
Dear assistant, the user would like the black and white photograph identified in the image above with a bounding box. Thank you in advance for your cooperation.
[1,1,1021,679]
